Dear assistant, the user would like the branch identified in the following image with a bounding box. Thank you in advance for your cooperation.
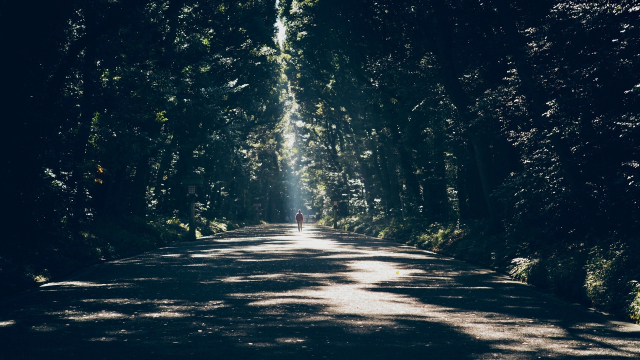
[46,0,148,98]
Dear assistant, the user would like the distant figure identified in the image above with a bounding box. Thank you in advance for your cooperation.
[295,210,304,232]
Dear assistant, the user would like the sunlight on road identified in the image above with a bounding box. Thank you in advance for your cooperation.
[41,281,129,288]
[220,225,640,358]
[0,320,16,327]
[3,224,638,359]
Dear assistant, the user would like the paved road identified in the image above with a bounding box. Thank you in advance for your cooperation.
[1,224,639,359]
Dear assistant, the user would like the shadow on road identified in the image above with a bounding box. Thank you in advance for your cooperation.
[1,224,639,359]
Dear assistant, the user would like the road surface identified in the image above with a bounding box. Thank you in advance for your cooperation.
[1,224,639,359]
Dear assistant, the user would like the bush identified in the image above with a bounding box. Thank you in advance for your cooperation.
[544,251,589,302]
[585,241,640,319]
[199,218,245,236]
[509,257,541,283]
[629,281,640,324]
[320,213,389,237]
[410,225,460,251]
[87,217,185,259]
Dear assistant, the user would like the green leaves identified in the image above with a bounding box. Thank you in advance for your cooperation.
[4,0,288,293]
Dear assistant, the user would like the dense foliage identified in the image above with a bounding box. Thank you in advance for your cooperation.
[2,0,290,293]
[279,0,640,322]
[2,0,639,323]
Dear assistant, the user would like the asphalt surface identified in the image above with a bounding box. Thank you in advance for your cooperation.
[1,224,639,359]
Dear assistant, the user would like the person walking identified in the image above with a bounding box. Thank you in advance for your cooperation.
[295,210,304,232]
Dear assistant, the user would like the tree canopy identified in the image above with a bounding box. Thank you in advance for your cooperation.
[278,0,640,321]
[3,0,291,290]
[2,0,639,322]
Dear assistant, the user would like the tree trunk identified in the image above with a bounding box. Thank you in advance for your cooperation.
[424,121,451,223]
[374,137,401,213]
[129,153,152,218]
[429,12,500,223]
[70,25,98,224]
[470,136,499,223]
[391,125,423,216]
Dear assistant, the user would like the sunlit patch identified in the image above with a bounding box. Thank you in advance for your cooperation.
[81,298,145,305]
[157,305,195,311]
[258,308,289,316]
[271,235,302,241]
[342,260,426,284]
[242,342,274,347]
[245,283,446,319]
[191,253,220,258]
[491,337,611,357]
[105,329,140,335]
[491,279,525,284]
[236,258,289,262]
[212,238,252,243]
[150,299,179,305]
[320,251,440,261]
[31,324,62,332]
[607,321,640,333]
[275,337,306,344]
[220,276,258,283]
[41,281,130,288]
[570,323,608,330]
[198,301,227,310]
[0,320,16,327]
[141,312,190,318]
[301,315,397,328]
[575,333,640,354]
[456,286,495,290]
[66,311,130,322]
[161,254,182,258]
[89,337,118,342]
[112,259,143,264]
[77,298,226,314]
[460,316,566,342]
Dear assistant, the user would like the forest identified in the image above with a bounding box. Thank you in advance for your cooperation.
[2,0,639,323]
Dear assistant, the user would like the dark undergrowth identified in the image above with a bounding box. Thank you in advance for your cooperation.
[0,216,247,299]
[323,214,640,325]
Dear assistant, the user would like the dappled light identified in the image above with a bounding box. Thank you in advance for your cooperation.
[1,225,638,359]
[5,0,640,336]
[42,281,131,288]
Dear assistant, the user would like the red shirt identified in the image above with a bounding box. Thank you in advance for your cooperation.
[295,213,304,222]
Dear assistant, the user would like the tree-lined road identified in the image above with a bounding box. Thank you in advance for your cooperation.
[1,225,639,359]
